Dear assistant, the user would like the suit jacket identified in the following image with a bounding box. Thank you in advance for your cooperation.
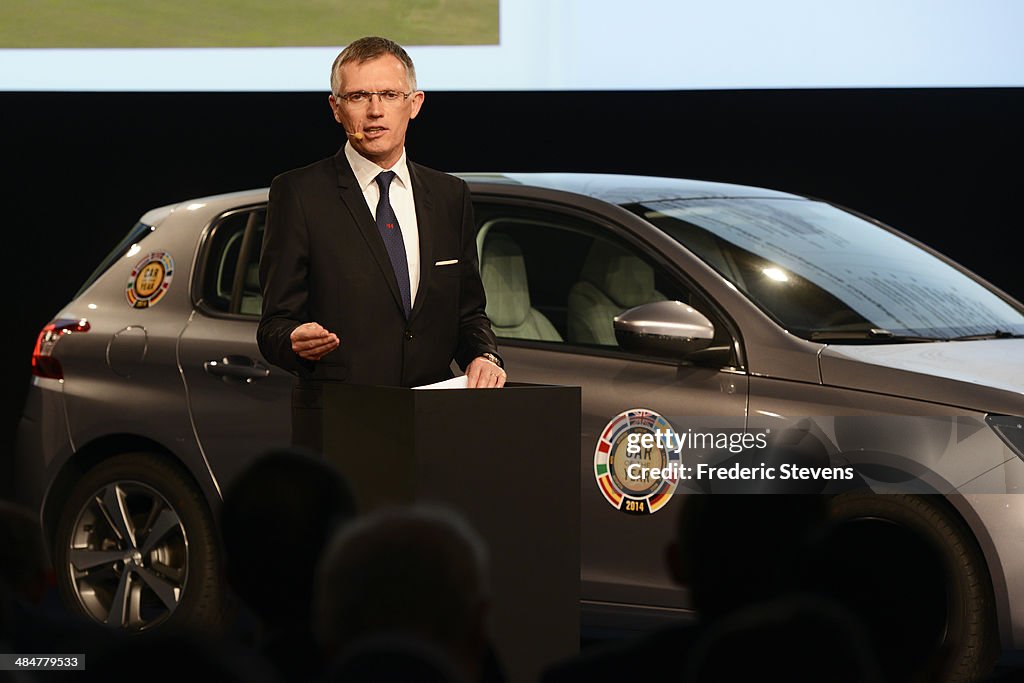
[257,149,498,387]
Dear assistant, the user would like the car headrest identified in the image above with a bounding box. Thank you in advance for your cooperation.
[580,240,656,308]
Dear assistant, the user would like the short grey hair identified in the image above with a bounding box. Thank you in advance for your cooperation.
[330,36,418,96]
[314,503,489,654]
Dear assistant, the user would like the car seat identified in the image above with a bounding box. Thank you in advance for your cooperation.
[567,240,666,345]
[478,231,562,341]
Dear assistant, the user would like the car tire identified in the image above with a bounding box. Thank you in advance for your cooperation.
[53,452,224,633]
[826,492,999,683]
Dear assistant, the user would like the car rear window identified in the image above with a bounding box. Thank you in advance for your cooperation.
[199,209,265,316]
[74,221,155,299]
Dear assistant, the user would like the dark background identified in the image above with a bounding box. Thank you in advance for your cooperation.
[3,87,1022,490]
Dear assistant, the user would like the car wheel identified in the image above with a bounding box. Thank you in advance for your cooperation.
[54,452,224,633]
[826,492,999,682]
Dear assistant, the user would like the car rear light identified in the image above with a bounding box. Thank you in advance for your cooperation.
[31,318,90,380]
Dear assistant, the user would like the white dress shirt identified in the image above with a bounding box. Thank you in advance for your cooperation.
[344,142,421,307]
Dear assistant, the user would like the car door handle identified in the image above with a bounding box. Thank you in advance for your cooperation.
[203,355,270,380]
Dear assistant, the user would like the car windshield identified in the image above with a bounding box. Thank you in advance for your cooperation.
[631,198,1024,341]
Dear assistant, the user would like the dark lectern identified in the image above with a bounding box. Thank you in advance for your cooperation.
[293,381,581,683]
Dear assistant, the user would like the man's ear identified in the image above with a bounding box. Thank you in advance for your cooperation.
[328,94,344,124]
[470,598,489,648]
[409,91,425,120]
[666,539,689,585]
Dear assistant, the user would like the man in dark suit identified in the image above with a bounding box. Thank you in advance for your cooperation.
[258,36,505,388]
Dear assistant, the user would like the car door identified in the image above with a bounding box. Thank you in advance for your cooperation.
[473,199,749,616]
[177,206,295,494]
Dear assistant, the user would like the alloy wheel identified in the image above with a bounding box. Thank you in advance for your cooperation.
[65,480,188,631]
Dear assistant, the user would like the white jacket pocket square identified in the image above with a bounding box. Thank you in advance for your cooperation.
[434,259,459,266]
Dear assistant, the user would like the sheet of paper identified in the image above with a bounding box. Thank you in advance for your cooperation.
[412,375,468,390]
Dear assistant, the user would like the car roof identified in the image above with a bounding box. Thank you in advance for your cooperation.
[456,172,805,204]
[142,172,805,226]
[140,189,271,226]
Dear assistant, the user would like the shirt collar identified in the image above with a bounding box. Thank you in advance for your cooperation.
[344,141,411,193]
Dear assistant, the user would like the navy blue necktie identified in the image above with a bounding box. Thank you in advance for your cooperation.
[374,171,412,318]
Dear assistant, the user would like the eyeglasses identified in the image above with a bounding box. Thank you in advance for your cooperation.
[334,90,412,105]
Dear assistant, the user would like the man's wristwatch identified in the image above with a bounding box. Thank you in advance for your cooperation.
[480,352,504,370]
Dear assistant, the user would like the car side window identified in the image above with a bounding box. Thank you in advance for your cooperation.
[474,203,734,360]
[200,208,265,316]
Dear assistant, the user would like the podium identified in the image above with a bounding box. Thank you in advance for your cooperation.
[293,381,581,683]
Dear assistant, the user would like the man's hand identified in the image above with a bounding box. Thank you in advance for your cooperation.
[466,356,507,389]
[290,322,339,361]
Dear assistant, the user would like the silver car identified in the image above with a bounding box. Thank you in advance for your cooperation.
[15,173,1024,678]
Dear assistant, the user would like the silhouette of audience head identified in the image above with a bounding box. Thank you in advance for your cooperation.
[1,499,49,651]
[1,498,111,667]
[667,493,829,621]
[684,592,880,683]
[541,493,834,683]
[323,633,466,683]
[0,499,49,607]
[800,514,951,683]
[314,503,490,683]
[221,447,357,625]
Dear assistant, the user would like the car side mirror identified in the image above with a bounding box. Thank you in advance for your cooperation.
[613,301,715,359]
